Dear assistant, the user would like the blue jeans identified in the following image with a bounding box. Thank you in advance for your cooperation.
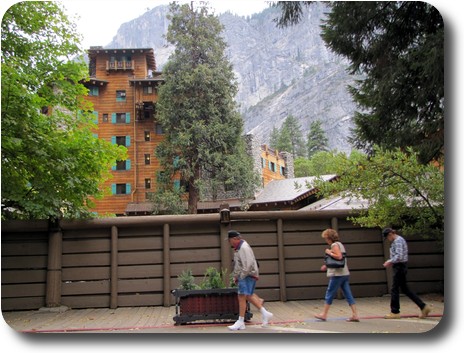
[324,275,356,305]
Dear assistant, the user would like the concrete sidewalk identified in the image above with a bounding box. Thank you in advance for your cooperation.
[2,294,444,334]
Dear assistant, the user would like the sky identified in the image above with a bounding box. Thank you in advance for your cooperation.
[60,0,271,49]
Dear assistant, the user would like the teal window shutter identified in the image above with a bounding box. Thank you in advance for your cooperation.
[126,159,131,170]
[111,113,116,123]
[126,113,131,123]
[173,180,181,190]
[126,183,131,194]
[93,111,98,124]
[111,164,116,171]
[111,136,116,144]
[111,184,116,194]
[126,136,131,146]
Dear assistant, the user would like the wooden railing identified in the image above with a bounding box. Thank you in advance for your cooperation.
[106,60,134,71]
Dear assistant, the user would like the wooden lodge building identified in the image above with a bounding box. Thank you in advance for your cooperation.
[83,47,165,216]
[83,47,294,216]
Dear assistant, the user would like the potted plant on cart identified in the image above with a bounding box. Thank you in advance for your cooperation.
[171,267,252,325]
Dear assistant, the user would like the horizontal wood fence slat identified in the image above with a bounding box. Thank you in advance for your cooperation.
[2,210,444,311]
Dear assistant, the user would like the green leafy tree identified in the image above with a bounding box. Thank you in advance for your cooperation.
[156,3,258,214]
[314,147,444,242]
[294,151,339,177]
[306,120,328,158]
[294,157,312,177]
[1,1,126,220]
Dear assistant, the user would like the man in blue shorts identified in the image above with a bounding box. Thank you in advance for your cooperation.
[227,230,273,331]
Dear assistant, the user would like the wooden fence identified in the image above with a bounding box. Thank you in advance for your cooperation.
[1,210,444,311]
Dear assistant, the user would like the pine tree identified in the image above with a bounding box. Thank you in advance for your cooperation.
[306,120,328,158]
[156,3,258,214]
[275,2,444,164]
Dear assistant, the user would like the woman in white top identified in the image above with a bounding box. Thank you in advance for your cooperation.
[315,228,360,322]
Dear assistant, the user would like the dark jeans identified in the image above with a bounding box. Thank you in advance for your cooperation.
[391,262,425,314]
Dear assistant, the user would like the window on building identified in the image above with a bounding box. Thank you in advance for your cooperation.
[115,160,131,171]
[112,112,130,123]
[89,86,99,96]
[112,136,130,147]
[144,131,150,141]
[102,114,109,123]
[143,86,153,94]
[145,178,151,189]
[144,154,151,165]
[155,124,164,135]
[270,161,276,172]
[112,183,131,195]
[116,90,126,102]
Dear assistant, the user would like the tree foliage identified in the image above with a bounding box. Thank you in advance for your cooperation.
[313,147,444,242]
[321,2,444,164]
[274,2,444,164]
[156,3,258,213]
[269,115,305,158]
[306,120,328,158]
[1,1,126,220]
[275,2,444,241]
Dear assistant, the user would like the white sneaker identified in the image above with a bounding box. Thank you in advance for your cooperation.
[228,320,246,331]
[262,311,273,326]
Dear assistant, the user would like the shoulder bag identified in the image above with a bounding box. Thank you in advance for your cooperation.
[324,242,346,268]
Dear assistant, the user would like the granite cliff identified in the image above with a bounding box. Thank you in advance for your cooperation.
[106,3,357,153]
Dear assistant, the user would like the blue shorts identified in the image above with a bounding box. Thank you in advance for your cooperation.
[237,276,257,295]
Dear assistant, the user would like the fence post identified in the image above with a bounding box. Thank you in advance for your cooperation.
[110,226,118,309]
[45,219,62,307]
[220,205,232,276]
[163,223,171,307]
[331,217,338,230]
[277,218,287,302]
[220,224,232,275]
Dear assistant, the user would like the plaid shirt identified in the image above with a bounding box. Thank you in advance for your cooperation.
[389,235,409,263]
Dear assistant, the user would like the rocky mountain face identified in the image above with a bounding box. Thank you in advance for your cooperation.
[107,3,357,153]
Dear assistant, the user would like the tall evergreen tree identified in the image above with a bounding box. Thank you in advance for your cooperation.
[156,3,258,214]
[274,2,444,164]
[306,120,328,158]
[269,126,280,150]
[272,115,306,158]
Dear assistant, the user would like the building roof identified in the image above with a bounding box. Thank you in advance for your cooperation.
[87,47,156,70]
[299,195,370,211]
[125,202,153,214]
[251,175,337,205]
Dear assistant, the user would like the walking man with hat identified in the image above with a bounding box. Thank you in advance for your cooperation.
[226,230,273,331]
[382,228,432,319]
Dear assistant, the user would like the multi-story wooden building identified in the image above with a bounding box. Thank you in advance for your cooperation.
[259,144,290,186]
[83,47,293,216]
[84,47,165,216]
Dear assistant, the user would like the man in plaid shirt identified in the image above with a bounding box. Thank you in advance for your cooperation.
[382,228,432,319]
